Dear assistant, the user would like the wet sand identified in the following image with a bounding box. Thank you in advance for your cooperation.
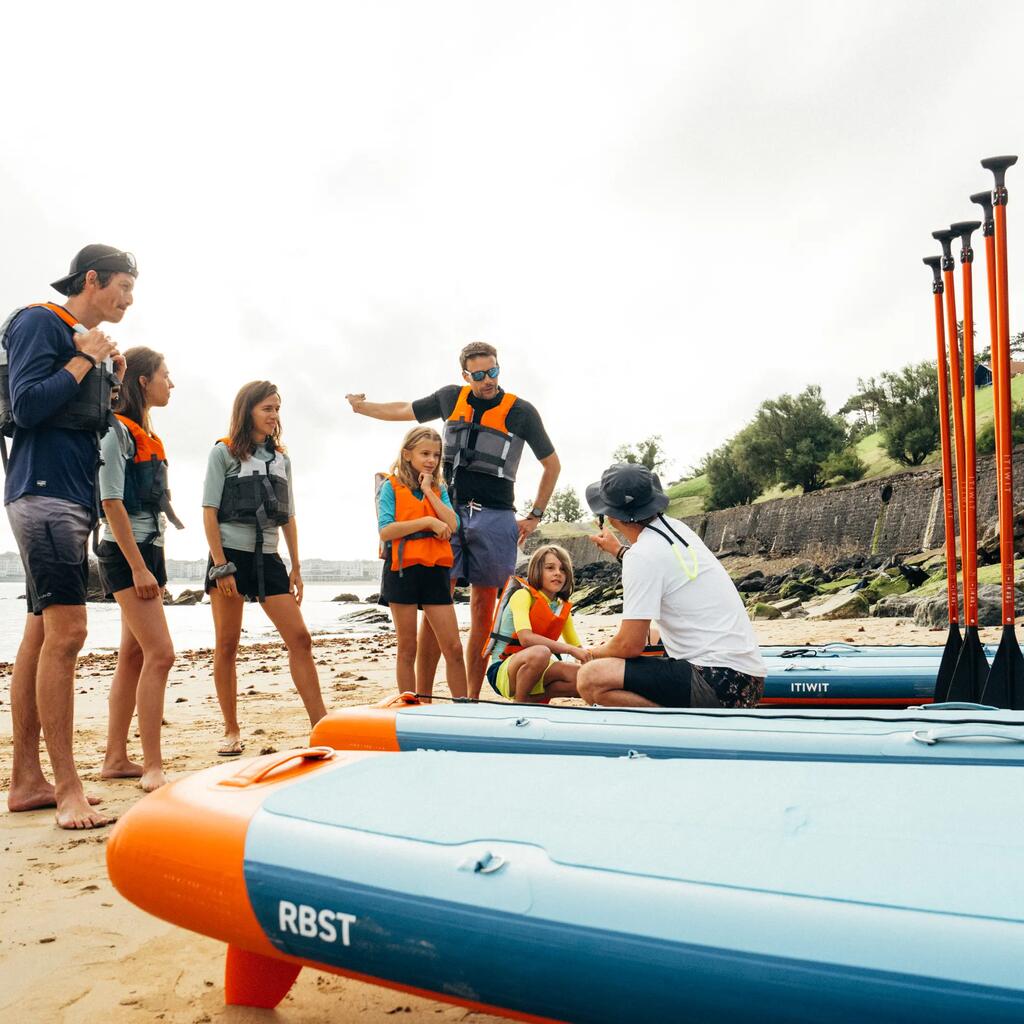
[0,613,987,1022]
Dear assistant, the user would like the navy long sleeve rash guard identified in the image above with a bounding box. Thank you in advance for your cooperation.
[3,305,98,510]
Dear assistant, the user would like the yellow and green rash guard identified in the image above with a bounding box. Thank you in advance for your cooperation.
[490,587,580,664]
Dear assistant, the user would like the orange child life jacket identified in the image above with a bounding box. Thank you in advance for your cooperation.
[487,576,572,660]
[387,474,454,573]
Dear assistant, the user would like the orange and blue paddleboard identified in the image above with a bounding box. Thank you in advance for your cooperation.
[108,744,1024,1022]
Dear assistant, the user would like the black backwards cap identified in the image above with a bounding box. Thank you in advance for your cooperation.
[51,244,138,296]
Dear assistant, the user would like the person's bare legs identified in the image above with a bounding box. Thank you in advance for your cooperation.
[507,646,553,702]
[389,603,420,696]
[8,614,102,812]
[101,619,144,779]
[210,587,245,753]
[103,588,175,791]
[9,615,49,810]
[466,585,498,699]
[422,604,468,699]
[415,580,456,695]
[261,595,327,726]
[576,659,658,707]
[36,604,114,828]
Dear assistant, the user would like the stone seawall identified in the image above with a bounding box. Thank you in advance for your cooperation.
[684,445,1024,560]
[526,446,1024,569]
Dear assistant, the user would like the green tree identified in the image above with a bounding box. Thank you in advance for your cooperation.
[546,486,585,523]
[740,386,846,492]
[839,376,885,434]
[876,362,940,467]
[821,447,868,485]
[703,439,763,511]
[612,435,671,474]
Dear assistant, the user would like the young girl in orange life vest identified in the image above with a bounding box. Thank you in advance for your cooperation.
[377,426,469,700]
[485,544,591,703]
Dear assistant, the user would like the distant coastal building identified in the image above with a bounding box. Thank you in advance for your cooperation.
[1,551,381,584]
[162,557,382,583]
[0,550,24,580]
[976,361,1024,389]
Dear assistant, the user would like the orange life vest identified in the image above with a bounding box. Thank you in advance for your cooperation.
[442,386,524,490]
[486,576,572,660]
[448,386,517,432]
[387,474,454,572]
[111,414,183,531]
[27,302,80,330]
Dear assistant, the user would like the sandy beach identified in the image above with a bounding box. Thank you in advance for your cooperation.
[0,612,997,1022]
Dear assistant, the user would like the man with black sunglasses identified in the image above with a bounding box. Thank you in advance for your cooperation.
[346,341,560,697]
[3,244,135,828]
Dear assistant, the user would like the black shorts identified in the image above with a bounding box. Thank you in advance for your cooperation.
[379,563,453,607]
[96,539,168,597]
[6,494,92,614]
[623,656,765,708]
[205,547,291,601]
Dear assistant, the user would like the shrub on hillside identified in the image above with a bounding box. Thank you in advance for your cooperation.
[976,402,1024,454]
[821,448,868,485]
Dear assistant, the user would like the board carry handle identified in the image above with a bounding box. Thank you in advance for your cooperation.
[911,725,1024,745]
[218,746,335,788]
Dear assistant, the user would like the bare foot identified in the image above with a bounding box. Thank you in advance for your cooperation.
[100,759,145,780]
[55,794,116,830]
[139,768,167,793]
[8,784,102,812]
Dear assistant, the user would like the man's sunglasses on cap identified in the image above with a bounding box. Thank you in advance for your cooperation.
[466,365,500,382]
[81,250,137,273]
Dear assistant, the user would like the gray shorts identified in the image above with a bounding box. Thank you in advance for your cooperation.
[450,504,518,589]
[7,495,93,614]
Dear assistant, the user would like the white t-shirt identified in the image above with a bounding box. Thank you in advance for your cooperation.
[622,516,767,677]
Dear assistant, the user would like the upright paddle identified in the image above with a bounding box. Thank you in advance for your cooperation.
[924,255,963,700]
[979,154,1024,709]
[932,229,969,536]
[970,191,1002,483]
[946,220,988,700]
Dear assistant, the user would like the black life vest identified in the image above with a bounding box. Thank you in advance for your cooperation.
[114,415,184,532]
[0,304,117,446]
[216,437,290,602]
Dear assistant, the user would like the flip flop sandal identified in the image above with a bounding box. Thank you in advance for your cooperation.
[217,743,245,757]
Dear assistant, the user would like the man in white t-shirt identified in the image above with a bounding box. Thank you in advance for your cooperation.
[577,464,767,708]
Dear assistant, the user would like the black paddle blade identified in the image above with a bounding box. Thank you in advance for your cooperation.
[946,626,990,703]
[933,623,963,703]
[980,625,1024,709]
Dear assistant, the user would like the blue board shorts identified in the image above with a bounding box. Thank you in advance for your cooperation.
[7,494,93,614]
[450,504,518,589]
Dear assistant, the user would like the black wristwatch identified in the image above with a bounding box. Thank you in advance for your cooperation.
[529,506,545,519]
[208,561,237,582]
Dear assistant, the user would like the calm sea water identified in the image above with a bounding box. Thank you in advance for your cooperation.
[0,581,409,661]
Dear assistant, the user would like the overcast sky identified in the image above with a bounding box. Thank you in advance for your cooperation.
[2,1,1023,561]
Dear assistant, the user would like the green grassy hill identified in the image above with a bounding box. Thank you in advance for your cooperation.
[664,376,1024,520]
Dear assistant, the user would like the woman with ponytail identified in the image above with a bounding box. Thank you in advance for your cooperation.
[97,346,181,792]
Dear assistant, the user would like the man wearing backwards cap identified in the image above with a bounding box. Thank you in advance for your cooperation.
[4,244,135,829]
[579,464,766,708]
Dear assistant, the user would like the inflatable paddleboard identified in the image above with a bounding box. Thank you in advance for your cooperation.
[761,642,1002,659]
[312,694,1024,765]
[108,746,1024,1023]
